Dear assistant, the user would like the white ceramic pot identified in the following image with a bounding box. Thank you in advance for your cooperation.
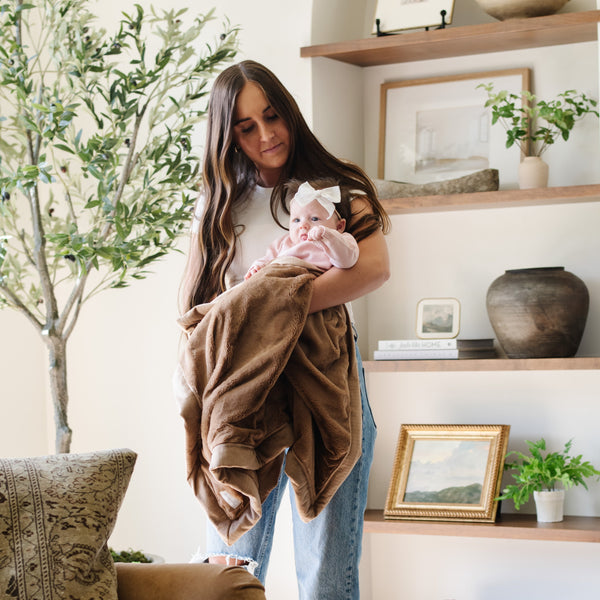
[145,553,165,564]
[518,156,549,189]
[475,0,569,21]
[533,489,565,522]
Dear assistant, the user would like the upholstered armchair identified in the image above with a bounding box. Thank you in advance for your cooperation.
[0,449,265,600]
[116,563,266,600]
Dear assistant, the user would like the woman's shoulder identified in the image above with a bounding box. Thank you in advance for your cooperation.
[349,193,373,215]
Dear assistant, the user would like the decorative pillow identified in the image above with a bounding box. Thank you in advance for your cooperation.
[374,168,499,199]
[0,448,136,600]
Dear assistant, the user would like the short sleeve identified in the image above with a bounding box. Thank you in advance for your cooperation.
[191,192,207,234]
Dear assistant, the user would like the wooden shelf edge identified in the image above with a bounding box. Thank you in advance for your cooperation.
[363,357,600,373]
[379,183,600,215]
[301,11,600,66]
[364,510,600,543]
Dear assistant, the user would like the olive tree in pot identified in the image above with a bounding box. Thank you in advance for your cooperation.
[478,84,599,188]
[497,438,600,522]
[0,0,238,453]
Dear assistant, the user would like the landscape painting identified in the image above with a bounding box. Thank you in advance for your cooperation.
[416,297,460,339]
[403,438,490,504]
[421,303,454,334]
[384,424,510,522]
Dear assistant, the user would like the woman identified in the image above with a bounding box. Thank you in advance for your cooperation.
[179,60,390,600]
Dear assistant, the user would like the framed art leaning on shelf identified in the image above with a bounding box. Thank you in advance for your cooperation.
[384,424,510,522]
[378,68,531,188]
[371,0,455,34]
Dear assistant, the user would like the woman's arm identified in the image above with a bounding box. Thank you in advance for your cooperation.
[308,197,390,313]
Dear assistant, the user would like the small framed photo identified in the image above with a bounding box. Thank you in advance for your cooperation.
[416,297,460,339]
[372,0,455,34]
[384,424,510,523]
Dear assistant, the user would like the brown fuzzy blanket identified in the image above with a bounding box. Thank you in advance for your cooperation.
[175,261,361,545]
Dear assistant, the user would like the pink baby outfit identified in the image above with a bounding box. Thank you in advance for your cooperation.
[248,228,358,275]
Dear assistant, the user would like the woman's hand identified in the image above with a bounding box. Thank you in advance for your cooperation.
[308,197,390,313]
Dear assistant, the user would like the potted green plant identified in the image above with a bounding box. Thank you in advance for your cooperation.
[497,438,600,522]
[110,548,163,564]
[0,0,238,453]
[478,84,599,188]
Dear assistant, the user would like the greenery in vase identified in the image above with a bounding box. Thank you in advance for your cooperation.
[0,0,238,453]
[478,84,599,157]
[497,438,600,510]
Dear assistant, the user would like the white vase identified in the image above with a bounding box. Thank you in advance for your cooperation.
[145,553,165,564]
[518,156,549,189]
[533,489,565,522]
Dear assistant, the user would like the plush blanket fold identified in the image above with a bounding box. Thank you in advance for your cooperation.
[175,261,361,545]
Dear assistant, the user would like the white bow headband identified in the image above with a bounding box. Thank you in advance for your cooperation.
[291,181,341,218]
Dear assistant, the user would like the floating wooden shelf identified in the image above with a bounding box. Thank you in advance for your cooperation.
[364,510,600,543]
[301,11,600,66]
[378,183,600,215]
[364,356,600,373]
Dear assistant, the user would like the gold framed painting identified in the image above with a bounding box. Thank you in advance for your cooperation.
[384,424,510,522]
[378,68,531,187]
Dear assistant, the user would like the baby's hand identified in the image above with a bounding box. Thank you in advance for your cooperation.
[245,265,262,279]
[307,225,326,242]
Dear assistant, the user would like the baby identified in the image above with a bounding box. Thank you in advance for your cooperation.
[245,178,359,279]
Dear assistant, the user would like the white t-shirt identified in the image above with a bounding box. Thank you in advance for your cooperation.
[229,185,288,287]
[192,184,287,286]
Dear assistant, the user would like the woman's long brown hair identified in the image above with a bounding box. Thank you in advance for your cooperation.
[179,60,390,312]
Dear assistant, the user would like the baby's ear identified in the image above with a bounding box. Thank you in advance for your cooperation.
[336,218,346,232]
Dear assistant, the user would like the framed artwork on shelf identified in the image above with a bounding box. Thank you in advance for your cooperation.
[384,424,510,523]
[416,297,460,339]
[378,68,531,188]
[371,0,455,34]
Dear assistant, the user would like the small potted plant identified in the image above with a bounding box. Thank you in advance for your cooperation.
[497,438,600,522]
[110,548,164,564]
[478,84,599,188]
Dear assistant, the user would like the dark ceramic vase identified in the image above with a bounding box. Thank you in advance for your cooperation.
[486,267,589,358]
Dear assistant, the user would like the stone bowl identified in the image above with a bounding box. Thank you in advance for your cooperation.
[474,0,570,20]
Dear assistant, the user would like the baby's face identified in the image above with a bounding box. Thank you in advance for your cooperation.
[289,198,342,243]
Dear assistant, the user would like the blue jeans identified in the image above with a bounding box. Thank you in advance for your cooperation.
[196,340,376,600]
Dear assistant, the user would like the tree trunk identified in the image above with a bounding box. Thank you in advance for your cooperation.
[45,333,72,453]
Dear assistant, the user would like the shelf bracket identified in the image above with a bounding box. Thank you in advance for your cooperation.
[375,10,447,37]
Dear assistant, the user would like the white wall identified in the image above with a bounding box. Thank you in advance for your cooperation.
[0,311,47,456]
[3,0,600,599]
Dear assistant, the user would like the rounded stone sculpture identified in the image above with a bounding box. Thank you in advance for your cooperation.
[475,0,569,20]
[486,267,589,358]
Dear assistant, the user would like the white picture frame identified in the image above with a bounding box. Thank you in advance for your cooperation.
[416,297,460,339]
[372,0,455,34]
[378,68,531,188]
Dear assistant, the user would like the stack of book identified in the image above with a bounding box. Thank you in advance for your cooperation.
[373,338,497,360]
